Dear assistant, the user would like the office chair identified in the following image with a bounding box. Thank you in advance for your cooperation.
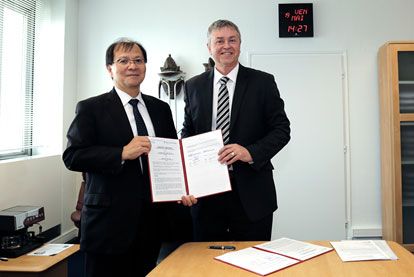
[70,172,86,229]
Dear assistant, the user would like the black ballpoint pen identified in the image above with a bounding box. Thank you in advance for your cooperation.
[208,246,235,250]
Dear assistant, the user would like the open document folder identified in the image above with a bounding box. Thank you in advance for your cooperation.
[330,240,398,262]
[147,130,232,202]
[215,238,333,276]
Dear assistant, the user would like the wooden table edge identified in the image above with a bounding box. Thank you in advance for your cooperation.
[0,244,80,272]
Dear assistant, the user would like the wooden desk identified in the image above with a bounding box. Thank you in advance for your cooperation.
[148,241,414,276]
[0,244,80,277]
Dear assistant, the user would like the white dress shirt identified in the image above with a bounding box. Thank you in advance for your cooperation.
[114,86,155,137]
[211,64,239,131]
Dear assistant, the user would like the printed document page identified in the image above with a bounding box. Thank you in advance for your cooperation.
[254,237,333,261]
[330,240,398,262]
[181,130,231,198]
[372,240,398,260]
[28,244,73,256]
[148,137,186,202]
[215,247,300,276]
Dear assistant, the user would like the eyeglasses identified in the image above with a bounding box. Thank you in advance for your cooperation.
[114,58,145,66]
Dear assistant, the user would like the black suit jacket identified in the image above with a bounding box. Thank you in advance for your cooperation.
[63,88,178,254]
[182,64,290,221]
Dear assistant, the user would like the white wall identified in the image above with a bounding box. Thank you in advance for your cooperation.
[60,0,80,241]
[0,0,79,242]
[74,0,414,237]
[2,0,413,242]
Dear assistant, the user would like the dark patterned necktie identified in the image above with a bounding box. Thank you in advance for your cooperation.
[216,76,230,144]
[129,99,148,136]
[128,99,151,200]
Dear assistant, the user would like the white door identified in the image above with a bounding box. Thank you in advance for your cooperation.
[250,52,348,240]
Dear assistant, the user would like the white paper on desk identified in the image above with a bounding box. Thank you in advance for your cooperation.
[254,237,333,261]
[215,247,300,276]
[28,244,73,256]
[330,240,398,262]
[371,240,398,260]
[148,130,231,202]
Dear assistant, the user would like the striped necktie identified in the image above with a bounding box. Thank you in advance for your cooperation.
[216,76,230,144]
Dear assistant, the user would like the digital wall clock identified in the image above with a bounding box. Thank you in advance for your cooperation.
[279,3,314,38]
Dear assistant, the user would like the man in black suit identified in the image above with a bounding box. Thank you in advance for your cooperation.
[63,39,179,277]
[181,20,291,241]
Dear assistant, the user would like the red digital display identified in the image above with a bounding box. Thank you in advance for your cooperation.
[279,3,313,38]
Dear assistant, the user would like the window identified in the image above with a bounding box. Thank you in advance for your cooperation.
[0,0,37,159]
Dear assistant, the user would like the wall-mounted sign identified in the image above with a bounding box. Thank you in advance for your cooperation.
[279,3,313,38]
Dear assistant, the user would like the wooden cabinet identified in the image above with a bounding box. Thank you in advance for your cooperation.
[378,41,414,251]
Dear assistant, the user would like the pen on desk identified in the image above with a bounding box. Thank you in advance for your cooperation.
[208,246,236,250]
[0,257,8,261]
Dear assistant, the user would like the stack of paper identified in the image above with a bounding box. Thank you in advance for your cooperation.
[330,240,398,262]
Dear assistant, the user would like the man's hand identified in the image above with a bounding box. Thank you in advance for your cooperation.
[218,143,252,165]
[122,136,151,160]
[179,195,198,206]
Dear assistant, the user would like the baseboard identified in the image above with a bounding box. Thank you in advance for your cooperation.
[49,227,78,243]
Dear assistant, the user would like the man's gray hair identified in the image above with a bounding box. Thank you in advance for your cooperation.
[207,19,241,45]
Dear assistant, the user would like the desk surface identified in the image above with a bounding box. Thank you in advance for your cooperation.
[148,241,414,276]
[0,244,80,272]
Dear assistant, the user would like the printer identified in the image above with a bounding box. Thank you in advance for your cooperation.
[0,206,45,258]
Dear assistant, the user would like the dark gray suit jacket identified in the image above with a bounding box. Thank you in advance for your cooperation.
[182,64,290,221]
[63,88,177,254]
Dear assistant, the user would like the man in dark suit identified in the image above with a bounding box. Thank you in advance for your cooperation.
[63,39,179,277]
[181,20,291,241]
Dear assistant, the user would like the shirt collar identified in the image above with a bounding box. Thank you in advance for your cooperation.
[114,86,146,107]
[214,63,239,85]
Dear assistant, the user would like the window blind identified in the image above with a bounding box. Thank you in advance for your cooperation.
[0,0,41,159]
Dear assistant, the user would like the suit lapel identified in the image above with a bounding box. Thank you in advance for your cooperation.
[231,64,248,130]
[203,69,214,132]
[105,88,134,143]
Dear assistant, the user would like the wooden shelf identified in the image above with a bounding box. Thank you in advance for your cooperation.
[378,41,414,251]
